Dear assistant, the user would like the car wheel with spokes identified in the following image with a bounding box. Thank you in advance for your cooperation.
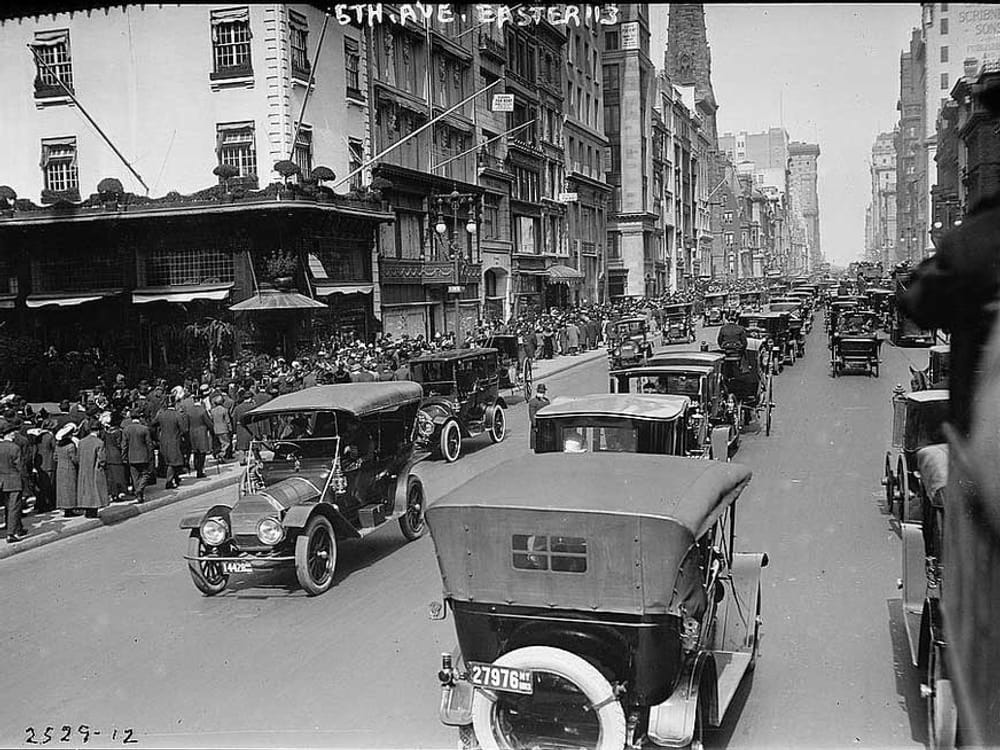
[883,452,895,516]
[398,476,426,541]
[187,534,229,596]
[294,515,337,596]
[927,643,957,750]
[440,420,462,463]
[471,646,626,750]
[489,404,506,443]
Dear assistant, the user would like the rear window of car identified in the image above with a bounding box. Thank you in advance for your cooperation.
[512,534,587,573]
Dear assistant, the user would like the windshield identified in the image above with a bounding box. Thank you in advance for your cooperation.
[536,415,681,455]
[618,373,703,399]
[558,424,639,453]
[245,410,342,460]
[613,320,646,335]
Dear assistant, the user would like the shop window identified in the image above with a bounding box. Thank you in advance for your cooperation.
[147,249,235,287]
[32,30,73,98]
[41,137,79,202]
[210,7,253,79]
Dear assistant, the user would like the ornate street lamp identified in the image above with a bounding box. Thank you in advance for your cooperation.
[432,189,480,346]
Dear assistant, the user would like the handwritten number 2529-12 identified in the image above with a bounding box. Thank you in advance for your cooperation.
[23,725,138,744]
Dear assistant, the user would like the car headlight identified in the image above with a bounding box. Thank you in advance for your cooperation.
[417,412,435,436]
[256,517,285,546]
[200,517,229,546]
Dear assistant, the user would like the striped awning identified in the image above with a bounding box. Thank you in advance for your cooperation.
[26,291,120,308]
[133,283,233,305]
[230,289,327,311]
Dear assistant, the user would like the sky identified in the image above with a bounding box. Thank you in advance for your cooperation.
[649,3,922,266]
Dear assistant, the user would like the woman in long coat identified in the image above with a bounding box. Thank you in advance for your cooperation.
[103,415,129,501]
[76,423,109,518]
[54,423,79,516]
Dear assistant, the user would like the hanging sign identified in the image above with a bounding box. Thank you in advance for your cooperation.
[492,94,514,112]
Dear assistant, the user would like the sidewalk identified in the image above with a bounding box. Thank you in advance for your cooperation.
[0,345,611,562]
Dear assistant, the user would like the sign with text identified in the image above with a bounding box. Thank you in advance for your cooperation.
[558,192,579,202]
[621,21,639,50]
[492,94,514,112]
[447,285,465,294]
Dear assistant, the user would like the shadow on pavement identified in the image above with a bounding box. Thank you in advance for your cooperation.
[708,668,755,749]
[887,597,927,746]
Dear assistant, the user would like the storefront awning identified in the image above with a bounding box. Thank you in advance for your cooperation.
[314,283,374,297]
[230,289,327,311]
[26,291,119,308]
[133,283,233,305]
[547,264,585,284]
[0,295,16,310]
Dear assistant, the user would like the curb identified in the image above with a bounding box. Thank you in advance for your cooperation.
[0,468,241,561]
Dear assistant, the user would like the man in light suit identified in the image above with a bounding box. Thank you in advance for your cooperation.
[0,423,27,542]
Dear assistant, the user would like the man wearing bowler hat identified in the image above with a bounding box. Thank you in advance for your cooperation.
[527,383,550,450]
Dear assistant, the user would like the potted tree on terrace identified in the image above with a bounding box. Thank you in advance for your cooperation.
[213,163,240,200]
[273,160,301,200]
[265,250,298,290]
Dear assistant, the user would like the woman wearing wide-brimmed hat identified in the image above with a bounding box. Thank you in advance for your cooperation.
[54,422,79,516]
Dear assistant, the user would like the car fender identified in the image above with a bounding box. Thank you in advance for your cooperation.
[179,503,232,531]
[483,398,508,428]
[282,503,360,540]
[391,472,423,517]
[718,552,768,654]
[647,651,718,745]
[421,400,456,426]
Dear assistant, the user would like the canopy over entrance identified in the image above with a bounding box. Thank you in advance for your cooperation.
[230,289,326,311]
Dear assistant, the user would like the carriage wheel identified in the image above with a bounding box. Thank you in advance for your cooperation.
[522,359,533,401]
[883,452,895,516]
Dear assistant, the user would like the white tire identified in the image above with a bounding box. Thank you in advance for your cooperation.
[471,645,627,750]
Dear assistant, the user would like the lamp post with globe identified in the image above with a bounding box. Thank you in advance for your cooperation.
[433,189,479,347]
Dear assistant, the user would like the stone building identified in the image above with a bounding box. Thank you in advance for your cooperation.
[865,130,898,268]
[950,61,1000,210]
[896,26,927,264]
[788,141,821,271]
[0,3,386,368]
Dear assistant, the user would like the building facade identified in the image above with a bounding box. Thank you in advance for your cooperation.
[866,130,898,268]
[897,26,927,265]
[0,3,386,371]
[788,141,821,270]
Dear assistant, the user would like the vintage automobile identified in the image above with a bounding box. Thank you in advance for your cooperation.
[702,291,728,326]
[890,267,936,347]
[909,344,951,392]
[830,311,882,377]
[826,299,859,336]
[534,393,731,460]
[610,353,740,456]
[715,339,774,436]
[485,333,533,401]
[769,300,808,355]
[408,348,507,463]
[661,302,697,345]
[866,288,895,328]
[738,289,768,311]
[179,383,427,596]
[428,453,766,750]
[882,388,950,521]
[607,316,655,368]
[739,311,794,369]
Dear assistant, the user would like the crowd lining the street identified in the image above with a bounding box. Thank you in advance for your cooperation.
[0,292,732,542]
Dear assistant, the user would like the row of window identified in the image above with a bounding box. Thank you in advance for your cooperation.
[30,10,362,101]
[36,122,363,198]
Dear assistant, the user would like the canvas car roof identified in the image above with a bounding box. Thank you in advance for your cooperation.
[537,393,690,421]
[407,347,498,363]
[244,382,423,419]
[646,351,723,366]
[904,389,949,403]
[611,364,714,376]
[428,453,752,538]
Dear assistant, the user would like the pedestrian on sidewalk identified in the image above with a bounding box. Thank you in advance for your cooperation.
[122,410,153,503]
[54,422,79,517]
[188,389,214,479]
[152,395,188,490]
[76,421,108,520]
[0,422,27,543]
[210,395,233,462]
[33,418,56,513]
[103,413,129,501]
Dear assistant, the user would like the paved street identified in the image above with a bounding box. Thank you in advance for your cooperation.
[2,323,938,749]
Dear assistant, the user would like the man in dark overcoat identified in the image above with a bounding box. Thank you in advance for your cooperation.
[0,423,26,542]
[186,397,214,478]
[526,383,551,450]
[152,399,189,490]
[122,411,154,503]
[33,418,57,512]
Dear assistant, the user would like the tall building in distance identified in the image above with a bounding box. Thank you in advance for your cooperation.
[718,128,790,193]
[865,130,898,268]
[897,26,927,265]
[788,141,821,270]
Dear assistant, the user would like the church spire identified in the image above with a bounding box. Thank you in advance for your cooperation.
[665,4,718,140]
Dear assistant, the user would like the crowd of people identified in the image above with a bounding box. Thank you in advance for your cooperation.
[1,295,701,542]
